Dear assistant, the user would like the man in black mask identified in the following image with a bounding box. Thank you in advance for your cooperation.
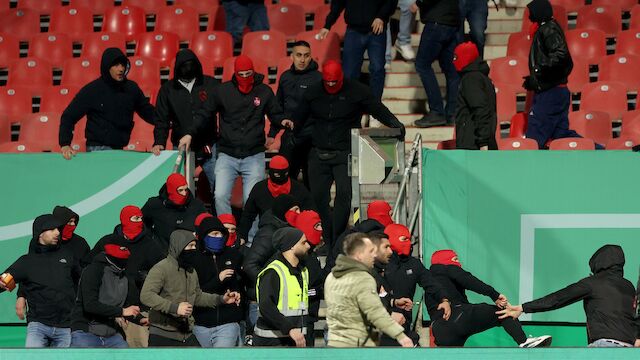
[153,49,221,194]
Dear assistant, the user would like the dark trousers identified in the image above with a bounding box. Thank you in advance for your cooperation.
[223,1,269,44]
[279,130,312,189]
[431,303,527,347]
[253,335,296,347]
[148,334,201,347]
[415,22,460,119]
[304,319,316,348]
[459,0,488,58]
[308,148,351,246]
[525,86,581,149]
[342,28,387,100]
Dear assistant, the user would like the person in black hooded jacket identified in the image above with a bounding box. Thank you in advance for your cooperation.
[59,47,155,159]
[0,214,81,347]
[152,49,220,194]
[498,244,640,347]
[453,41,498,150]
[142,173,207,246]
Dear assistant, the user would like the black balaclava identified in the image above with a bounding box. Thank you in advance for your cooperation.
[177,59,198,82]
[271,194,300,221]
[527,0,553,23]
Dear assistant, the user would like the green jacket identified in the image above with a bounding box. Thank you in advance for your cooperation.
[324,254,406,347]
[140,230,222,341]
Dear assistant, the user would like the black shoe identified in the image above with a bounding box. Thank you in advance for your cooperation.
[414,113,447,128]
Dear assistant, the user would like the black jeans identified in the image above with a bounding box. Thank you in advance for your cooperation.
[431,303,527,346]
[308,148,351,246]
[148,334,201,347]
[279,130,312,189]
[253,335,296,347]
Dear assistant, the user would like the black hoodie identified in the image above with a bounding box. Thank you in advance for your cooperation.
[51,206,91,267]
[59,48,155,148]
[326,219,385,271]
[154,49,220,150]
[522,245,639,345]
[324,0,398,34]
[2,215,81,328]
[416,0,460,27]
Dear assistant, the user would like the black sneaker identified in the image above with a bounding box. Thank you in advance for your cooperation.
[519,335,552,348]
[414,113,447,128]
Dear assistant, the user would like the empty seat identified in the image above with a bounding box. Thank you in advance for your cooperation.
[296,30,341,65]
[275,56,293,85]
[121,0,169,15]
[103,6,147,41]
[621,110,640,137]
[17,0,62,15]
[616,30,640,57]
[134,32,180,68]
[61,57,100,87]
[605,137,638,149]
[566,28,607,65]
[506,32,531,60]
[568,110,612,145]
[580,81,628,121]
[592,0,637,12]
[39,86,80,113]
[81,32,127,58]
[598,54,640,91]
[28,33,73,69]
[222,56,270,82]
[155,5,200,42]
[509,113,528,138]
[127,56,161,91]
[548,137,596,150]
[437,139,456,150]
[631,4,640,29]
[281,0,324,14]
[567,59,590,93]
[494,82,519,124]
[0,141,47,153]
[0,87,33,120]
[207,5,226,32]
[190,31,234,69]
[19,112,61,150]
[68,0,116,16]
[488,56,529,90]
[549,0,585,13]
[576,5,622,38]
[7,58,53,91]
[497,137,538,150]
[0,32,20,68]
[267,4,307,39]
[49,6,95,42]
[522,5,568,32]
[313,4,347,39]
[0,114,10,143]
[241,31,287,68]
[174,0,217,15]
[0,9,41,42]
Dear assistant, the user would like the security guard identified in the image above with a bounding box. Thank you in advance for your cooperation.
[254,228,311,347]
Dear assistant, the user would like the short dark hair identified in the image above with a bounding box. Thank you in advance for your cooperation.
[367,231,389,247]
[343,232,370,256]
[291,40,311,49]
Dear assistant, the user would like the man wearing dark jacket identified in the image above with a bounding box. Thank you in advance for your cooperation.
[70,244,147,348]
[0,214,81,347]
[293,61,405,245]
[237,155,315,242]
[499,244,640,347]
[192,217,246,347]
[275,41,322,187]
[59,47,155,159]
[318,0,398,100]
[453,41,497,150]
[153,49,220,194]
[142,173,207,246]
[524,0,582,149]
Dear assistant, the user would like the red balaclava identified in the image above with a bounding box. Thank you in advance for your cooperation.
[267,155,292,198]
[234,55,255,94]
[218,214,237,247]
[453,41,480,72]
[431,249,462,267]
[295,210,322,246]
[195,212,214,227]
[367,200,393,227]
[166,173,188,206]
[120,205,144,240]
[384,224,412,256]
[61,223,77,241]
[322,60,344,94]
[104,244,131,269]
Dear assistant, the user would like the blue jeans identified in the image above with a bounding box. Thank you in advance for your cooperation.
[588,339,633,347]
[193,323,241,348]
[200,143,217,195]
[415,22,460,119]
[247,302,259,333]
[223,1,269,44]
[386,0,416,62]
[525,86,581,149]
[71,330,128,348]
[25,322,71,348]
[343,28,387,100]
[459,0,488,58]
[87,145,113,152]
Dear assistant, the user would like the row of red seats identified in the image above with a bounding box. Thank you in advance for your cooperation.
[438,136,639,150]
[551,0,638,13]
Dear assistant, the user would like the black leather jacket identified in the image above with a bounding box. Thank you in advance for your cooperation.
[528,19,573,93]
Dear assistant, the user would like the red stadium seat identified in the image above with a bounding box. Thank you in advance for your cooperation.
[549,0,584,13]
[81,32,127,58]
[509,113,528,138]
[605,137,639,149]
[134,32,180,68]
[68,0,116,16]
[598,54,640,91]
[566,28,607,65]
[0,32,20,68]
[155,5,200,42]
[567,59,590,93]
[121,0,168,15]
[28,33,73,69]
[592,0,637,12]
[488,56,528,90]
[615,30,640,57]
[281,0,324,14]
[621,110,640,136]
[631,5,640,29]
[296,30,341,65]
[506,32,532,60]
[0,115,10,143]
[174,0,218,15]
[127,56,161,91]
[39,86,80,113]
[0,87,33,120]
[17,0,63,15]
[207,5,226,32]
[103,6,147,41]
[49,6,95,42]
[522,5,568,32]
[568,110,612,145]
[549,137,596,150]
[241,31,287,68]
[18,112,61,150]
[0,9,41,42]
[190,31,234,69]
[313,4,347,39]
[0,141,48,153]
[497,137,538,150]
[576,5,622,38]
[61,57,100,87]
[222,56,270,82]
[267,4,307,39]
[580,81,628,121]
[275,56,293,85]
[494,82,519,124]
[7,58,53,91]
[437,139,456,150]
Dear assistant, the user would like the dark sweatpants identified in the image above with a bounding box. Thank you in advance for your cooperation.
[431,303,527,347]
[525,86,581,149]
[253,335,296,347]
[279,131,312,189]
[148,334,200,347]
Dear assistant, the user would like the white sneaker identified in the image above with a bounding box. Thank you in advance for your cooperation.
[519,335,552,348]
[396,43,415,61]
[384,62,391,71]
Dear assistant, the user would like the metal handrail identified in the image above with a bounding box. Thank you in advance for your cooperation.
[392,133,422,222]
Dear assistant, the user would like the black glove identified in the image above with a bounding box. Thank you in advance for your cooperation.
[522,76,532,91]
[397,125,406,141]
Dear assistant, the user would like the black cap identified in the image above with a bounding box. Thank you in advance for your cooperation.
[273,227,304,252]
[272,194,300,221]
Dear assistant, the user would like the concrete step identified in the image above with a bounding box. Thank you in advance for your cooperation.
[384,86,427,100]
[406,126,454,142]
[383,99,426,114]
[410,32,512,48]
